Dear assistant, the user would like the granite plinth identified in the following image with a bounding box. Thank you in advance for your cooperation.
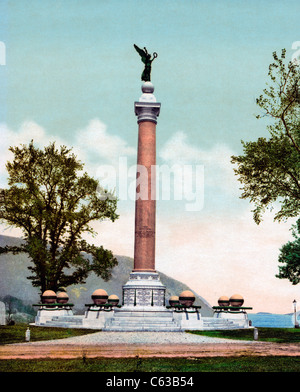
[103,271,181,331]
[122,272,166,307]
[213,310,251,328]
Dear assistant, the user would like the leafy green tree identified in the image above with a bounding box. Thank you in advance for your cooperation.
[231,49,300,224]
[231,49,300,285]
[276,218,300,284]
[0,141,119,294]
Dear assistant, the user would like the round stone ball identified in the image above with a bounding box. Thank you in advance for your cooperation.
[229,294,244,308]
[179,290,195,307]
[169,296,180,306]
[56,291,69,304]
[141,81,154,94]
[108,294,119,306]
[41,290,57,304]
[218,296,230,307]
[92,289,108,305]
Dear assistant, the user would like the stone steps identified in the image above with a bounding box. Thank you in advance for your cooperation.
[201,317,242,330]
[34,310,248,331]
[51,316,84,324]
[37,321,83,328]
[103,324,182,331]
[38,315,85,328]
[111,310,175,318]
[106,320,179,327]
[103,309,182,331]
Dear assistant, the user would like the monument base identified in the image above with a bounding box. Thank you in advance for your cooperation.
[103,307,181,331]
[122,271,166,307]
[34,307,74,326]
[103,271,182,331]
[213,310,251,328]
[31,274,252,331]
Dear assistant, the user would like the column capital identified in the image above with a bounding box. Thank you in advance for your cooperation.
[134,101,161,124]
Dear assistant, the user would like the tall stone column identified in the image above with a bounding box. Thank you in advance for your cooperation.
[133,82,160,272]
[103,81,181,330]
[121,82,166,308]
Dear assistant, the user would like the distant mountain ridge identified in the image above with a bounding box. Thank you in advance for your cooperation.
[0,234,213,316]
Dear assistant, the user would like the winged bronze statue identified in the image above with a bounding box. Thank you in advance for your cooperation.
[134,44,158,82]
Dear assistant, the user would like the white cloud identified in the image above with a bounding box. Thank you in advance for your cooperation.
[158,131,240,196]
[75,119,136,164]
[0,119,136,186]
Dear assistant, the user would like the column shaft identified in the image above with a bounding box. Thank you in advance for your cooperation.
[133,120,156,272]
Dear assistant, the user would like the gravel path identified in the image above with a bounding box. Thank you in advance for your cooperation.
[12,331,254,346]
[2,332,300,359]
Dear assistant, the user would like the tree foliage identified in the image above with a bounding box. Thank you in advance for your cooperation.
[231,49,300,224]
[276,218,300,284]
[0,141,119,294]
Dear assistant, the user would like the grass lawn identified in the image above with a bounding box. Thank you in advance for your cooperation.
[0,323,100,345]
[1,356,300,372]
[187,328,300,343]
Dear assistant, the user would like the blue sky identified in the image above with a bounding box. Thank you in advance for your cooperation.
[1,0,300,313]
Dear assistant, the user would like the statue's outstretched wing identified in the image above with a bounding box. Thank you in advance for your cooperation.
[134,44,147,59]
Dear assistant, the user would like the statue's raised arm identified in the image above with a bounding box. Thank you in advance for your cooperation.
[134,44,158,82]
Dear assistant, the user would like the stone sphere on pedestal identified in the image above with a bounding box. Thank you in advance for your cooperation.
[229,294,244,309]
[41,290,57,304]
[139,81,156,102]
[142,81,154,93]
[56,291,69,304]
[108,294,119,306]
[92,289,108,305]
[179,291,195,307]
[169,296,180,306]
[218,296,230,307]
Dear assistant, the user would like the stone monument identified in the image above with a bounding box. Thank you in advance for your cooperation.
[31,46,252,331]
[103,47,253,331]
[121,80,165,308]
[0,301,6,325]
[103,47,181,330]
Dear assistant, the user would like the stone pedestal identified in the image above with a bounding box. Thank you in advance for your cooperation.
[213,310,251,328]
[34,307,74,326]
[103,269,182,331]
[173,309,202,330]
[0,301,6,325]
[82,306,114,329]
[122,271,166,308]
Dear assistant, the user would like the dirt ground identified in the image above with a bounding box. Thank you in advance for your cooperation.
[1,341,300,359]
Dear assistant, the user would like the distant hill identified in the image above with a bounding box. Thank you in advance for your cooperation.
[0,234,213,318]
[257,312,272,315]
